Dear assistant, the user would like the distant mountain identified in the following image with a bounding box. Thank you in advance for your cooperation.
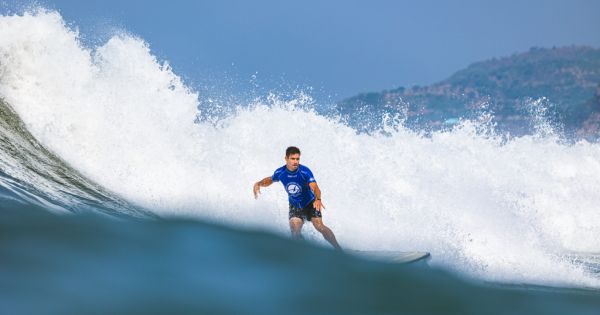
[578,84,600,138]
[337,46,600,137]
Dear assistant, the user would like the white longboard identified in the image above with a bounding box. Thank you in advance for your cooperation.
[350,250,431,264]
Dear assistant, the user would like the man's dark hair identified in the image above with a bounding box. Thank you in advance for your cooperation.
[286,146,301,157]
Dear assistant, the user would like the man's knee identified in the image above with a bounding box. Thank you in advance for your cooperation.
[311,219,328,232]
[289,218,303,231]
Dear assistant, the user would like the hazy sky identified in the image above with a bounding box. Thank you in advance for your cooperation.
[5,0,600,101]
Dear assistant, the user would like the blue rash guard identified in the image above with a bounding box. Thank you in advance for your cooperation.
[271,164,316,208]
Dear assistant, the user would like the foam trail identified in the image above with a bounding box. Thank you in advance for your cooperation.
[1,10,600,288]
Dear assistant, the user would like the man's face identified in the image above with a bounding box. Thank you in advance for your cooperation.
[285,153,300,171]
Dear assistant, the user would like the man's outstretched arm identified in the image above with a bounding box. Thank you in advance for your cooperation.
[253,177,273,199]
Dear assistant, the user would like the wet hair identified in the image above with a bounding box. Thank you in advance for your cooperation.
[285,146,301,157]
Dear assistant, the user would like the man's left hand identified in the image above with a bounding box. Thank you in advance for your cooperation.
[313,199,325,211]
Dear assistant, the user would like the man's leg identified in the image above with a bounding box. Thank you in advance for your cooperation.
[310,218,342,251]
[289,217,304,240]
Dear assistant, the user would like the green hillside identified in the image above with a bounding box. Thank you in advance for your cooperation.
[337,46,600,137]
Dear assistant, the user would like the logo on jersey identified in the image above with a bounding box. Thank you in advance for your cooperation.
[286,182,302,196]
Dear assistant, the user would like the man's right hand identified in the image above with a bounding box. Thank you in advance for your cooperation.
[253,183,261,199]
[253,177,272,199]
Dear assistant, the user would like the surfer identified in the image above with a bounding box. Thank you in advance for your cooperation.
[253,146,342,251]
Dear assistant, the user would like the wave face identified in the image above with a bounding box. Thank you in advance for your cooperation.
[1,9,600,291]
[0,97,148,217]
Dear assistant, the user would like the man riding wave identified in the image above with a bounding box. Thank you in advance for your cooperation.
[253,146,342,250]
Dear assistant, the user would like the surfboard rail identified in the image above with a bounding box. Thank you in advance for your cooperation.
[349,250,431,264]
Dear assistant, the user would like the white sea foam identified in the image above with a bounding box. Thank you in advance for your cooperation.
[1,10,600,288]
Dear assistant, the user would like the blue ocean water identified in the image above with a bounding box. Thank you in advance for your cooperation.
[1,9,600,315]
[3,201,600,315]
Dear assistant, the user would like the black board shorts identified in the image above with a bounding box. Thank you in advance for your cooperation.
[289,200,322,221]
